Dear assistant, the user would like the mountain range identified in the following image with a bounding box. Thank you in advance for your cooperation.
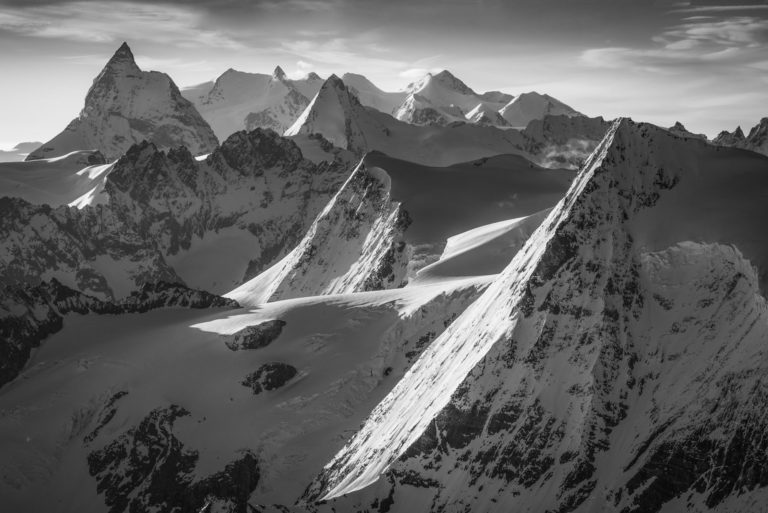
[2,42,768,513]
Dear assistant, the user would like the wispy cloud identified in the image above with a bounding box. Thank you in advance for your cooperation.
[581,15,768,71]
[0,1,243,48]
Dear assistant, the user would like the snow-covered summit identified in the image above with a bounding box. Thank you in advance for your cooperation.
[499,91,582,127]
[27,43,218,161]
[394,69,508,126]
[183,65,323,140]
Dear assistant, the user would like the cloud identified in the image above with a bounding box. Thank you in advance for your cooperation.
[671,4,768,14]
[0,1,243,48]
[581,15,768,71]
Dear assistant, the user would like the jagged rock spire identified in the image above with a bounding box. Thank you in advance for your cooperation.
[272,65,287,81]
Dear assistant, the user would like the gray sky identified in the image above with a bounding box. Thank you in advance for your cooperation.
[1,0,767,147]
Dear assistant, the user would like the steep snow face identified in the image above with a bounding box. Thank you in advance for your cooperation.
[183,67,322,140]
[715,118,768,157]
[286,76,536,166]
[305,119,768,512]
[342,73,407,115]
[500,91,582,128]
[413,209,551,283]
[522,114,612,169]
[0,150,111,207]
[27,43,218,161]
[227,161,411,305]
[466,103,509,127]
[394,70,509,127]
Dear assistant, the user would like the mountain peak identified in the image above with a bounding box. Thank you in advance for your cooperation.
[104,42,138,72]
[272,65,286,81]
[307,72,322,80]
[431,69,474,94]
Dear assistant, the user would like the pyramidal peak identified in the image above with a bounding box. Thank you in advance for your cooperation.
[101,41,140,74]
[272,65,287,81]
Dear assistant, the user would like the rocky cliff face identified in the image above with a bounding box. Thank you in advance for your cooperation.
[303,119,768,512]
[27,43,218,161]
[2,129,351,302]
[714,118,768,157]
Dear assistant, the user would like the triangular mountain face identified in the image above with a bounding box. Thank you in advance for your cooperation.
[27,43,218,162]
[394,70,510,127]
[715,118,768,157]
[228,151,574,306]
[304,119,768,512]
[183,67,324,140]
[500,91,582,127]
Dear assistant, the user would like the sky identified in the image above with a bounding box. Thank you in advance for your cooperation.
[0,0,767,147]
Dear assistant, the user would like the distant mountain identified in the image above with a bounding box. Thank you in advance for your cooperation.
[714,117,768,157]
[668,121,707,141]
[27,43,217,161]
[285,75,532,166]
[183,67,324,140]
[499,91,582,127]
[342,73,408,115]
[286,75,609,169]
[394,70,510,126]
[0,141,43,162]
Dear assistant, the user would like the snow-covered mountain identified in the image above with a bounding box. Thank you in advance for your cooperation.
[341,73,408,115]
[285,75,532,166]
[301,119,768,512]
[27,43,218,161]
[500,91,582,127]
[183,67,324,141]
[285,75,606,169]
[714,117,768,157]
[394,70,512,126]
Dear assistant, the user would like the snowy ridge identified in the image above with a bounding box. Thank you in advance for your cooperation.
[226,159,411,306]
[304,118,768,512]
[0,150,111,207]
[500,91,582,127]
[27,43,217,161]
